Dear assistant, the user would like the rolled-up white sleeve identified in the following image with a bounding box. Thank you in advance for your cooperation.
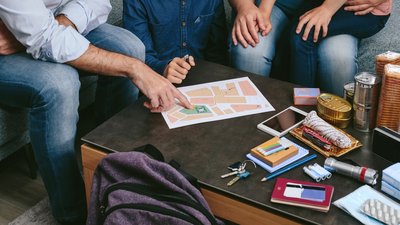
[0,0,94,63]
[58,0,111,35]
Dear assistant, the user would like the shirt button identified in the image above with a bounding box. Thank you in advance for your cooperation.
[182,0,185,5]
[182,42,187,47]
[182,21,186,27]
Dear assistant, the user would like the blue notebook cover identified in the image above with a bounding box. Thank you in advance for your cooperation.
[246,137,309,173]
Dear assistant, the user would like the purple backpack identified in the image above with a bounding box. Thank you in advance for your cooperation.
[87,145,223,225]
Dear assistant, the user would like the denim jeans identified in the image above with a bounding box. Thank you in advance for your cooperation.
[290,1,389,95]
[0,23,144,223]
[229,0,359,95]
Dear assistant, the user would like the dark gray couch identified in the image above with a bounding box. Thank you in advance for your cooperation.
[0,0,398,166]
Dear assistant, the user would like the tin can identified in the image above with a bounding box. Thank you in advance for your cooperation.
[353,72,381,107]
[353,72,381,132]
[343,82,354,104]
[317,93,352,128]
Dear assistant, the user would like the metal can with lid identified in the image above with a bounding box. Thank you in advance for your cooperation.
[353,72,381,107]
[317,93,352,128]
[353,72,381,132]
[343,82,355,104]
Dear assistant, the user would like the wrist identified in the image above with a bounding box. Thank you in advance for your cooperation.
[259,0,273,13]
[125,58,143,82]
[321,1,343,16]
[235,0,254,12]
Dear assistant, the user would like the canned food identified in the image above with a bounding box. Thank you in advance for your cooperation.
[343,82,354,104]
[317,93,352,119]
[318,111,351,128]
[353,103,377,132]
[353,72,381,132]
[353,72,381,107]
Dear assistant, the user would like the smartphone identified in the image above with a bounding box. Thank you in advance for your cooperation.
[257,106,307,137]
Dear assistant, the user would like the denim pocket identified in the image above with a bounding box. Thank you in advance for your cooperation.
[192,13,215,47]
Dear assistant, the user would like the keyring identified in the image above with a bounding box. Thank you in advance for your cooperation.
[240,160,256,173]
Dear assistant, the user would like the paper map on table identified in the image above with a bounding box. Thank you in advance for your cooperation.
[162,77,275,129]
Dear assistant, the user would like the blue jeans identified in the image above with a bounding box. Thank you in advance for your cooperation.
[229,0,359,95]
[0,23,144,223]
[290,1,389,95]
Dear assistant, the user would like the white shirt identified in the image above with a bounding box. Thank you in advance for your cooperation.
[0,0,111,63]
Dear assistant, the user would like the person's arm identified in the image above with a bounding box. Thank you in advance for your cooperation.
[296,0,346,42]
[344,0,387,15]
[0,2,191,111]
[0,0,90,62]
[229,0,267,47]
[0,20,24,55]
[258,0,275,35]
[56,0,111,35]
[68,44,191,112]
[54,14,192,111]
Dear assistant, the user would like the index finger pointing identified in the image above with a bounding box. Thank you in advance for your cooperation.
[173,89,193,109]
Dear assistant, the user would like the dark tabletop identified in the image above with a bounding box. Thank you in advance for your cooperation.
[82,60,394,225]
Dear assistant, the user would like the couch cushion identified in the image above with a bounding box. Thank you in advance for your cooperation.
[358,0,400,72]
[108,0,123,26]
[79,75,98,110]
[0,106,29,147]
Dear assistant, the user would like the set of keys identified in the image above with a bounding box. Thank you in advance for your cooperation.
[220,160,256,186]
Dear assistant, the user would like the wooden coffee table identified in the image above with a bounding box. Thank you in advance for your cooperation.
[81,60,392,225]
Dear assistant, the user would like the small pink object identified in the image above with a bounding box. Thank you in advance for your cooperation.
[294,88,320,106]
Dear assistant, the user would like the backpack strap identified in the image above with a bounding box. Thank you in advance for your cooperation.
[131,144,200,190]
[169,160,200,190]
[132,144,165,162]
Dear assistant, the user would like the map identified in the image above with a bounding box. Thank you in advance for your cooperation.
[162,77,275,129]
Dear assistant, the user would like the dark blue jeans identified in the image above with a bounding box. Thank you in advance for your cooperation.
[290,1,389,93]
[0,24,144,223]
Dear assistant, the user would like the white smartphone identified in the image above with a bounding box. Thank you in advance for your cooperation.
[257,106,307,137]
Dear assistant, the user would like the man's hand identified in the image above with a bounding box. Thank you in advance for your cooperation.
[0,21,25,55]
[344,0,386,15]
[134,62,193,112]
[163,55,195,84]
[68,45,192,112]
[296,5,335,42]
[232,3,268,48]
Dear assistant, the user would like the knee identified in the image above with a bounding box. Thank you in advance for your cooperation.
[319,35,358,64]
[319,45,357,74]
[113,29,146,62]
[34,65,80,109]
[230,42,273,64]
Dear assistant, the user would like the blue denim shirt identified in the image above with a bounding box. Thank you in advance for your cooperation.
[123,0,227,74]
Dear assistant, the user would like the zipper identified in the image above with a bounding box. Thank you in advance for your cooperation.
[104,203,202,225]
[100,183,218,225]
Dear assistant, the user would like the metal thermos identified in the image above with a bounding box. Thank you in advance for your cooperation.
[324,158,378,185]
[353,72,381,132]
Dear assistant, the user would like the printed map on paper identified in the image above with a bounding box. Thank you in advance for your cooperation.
[162,77,275,129]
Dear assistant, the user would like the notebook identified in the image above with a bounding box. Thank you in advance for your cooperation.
[271,178,334,212]
[246,137,309,173]
[249,137,299,167]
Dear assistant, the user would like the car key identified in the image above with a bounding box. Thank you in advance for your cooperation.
[227,171,250,186]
